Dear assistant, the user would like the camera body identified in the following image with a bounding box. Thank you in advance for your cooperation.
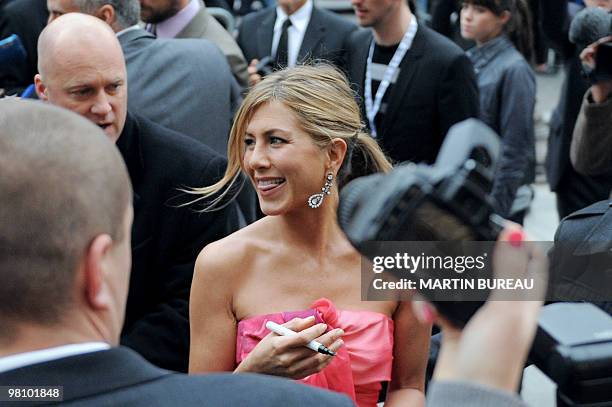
[532,303,612,406]
[338,119,504,327]
[255,56,276,78]
[594,42,612,82]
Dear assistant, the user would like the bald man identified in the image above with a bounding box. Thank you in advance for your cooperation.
[0,99,353,407]
[35,13,242,372]
[45,0,241,156]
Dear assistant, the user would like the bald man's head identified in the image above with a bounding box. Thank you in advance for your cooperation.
[0,99,132,345]
[35,13,128,142]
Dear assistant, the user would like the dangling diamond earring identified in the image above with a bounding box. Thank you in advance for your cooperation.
[308,173,333,209]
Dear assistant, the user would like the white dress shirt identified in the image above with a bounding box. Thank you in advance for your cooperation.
[271,0,313,67]
[0,342,110,374]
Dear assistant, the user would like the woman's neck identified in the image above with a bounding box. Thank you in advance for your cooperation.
[475,30,504,48]
[276,197,344,253]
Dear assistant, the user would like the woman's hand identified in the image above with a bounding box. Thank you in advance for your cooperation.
[247,59,263,87]
[580,36,612,103]
[412,225,548,393]
[234,316,345,379]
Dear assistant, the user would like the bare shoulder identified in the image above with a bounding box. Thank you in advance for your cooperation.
[194,217,279,282]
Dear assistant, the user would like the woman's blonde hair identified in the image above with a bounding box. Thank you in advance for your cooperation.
[191,64,392,209]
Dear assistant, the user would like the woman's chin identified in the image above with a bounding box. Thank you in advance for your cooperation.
[259,202,286,217]
[259,200,307,217]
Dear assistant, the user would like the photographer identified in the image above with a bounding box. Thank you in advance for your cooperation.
[541,0,612,219]
[557,30,612,317]
[571,35,612,178]
[416,226,547,407]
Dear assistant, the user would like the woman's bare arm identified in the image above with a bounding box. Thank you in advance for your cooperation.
[384,301,431,407]
[189,242,240,373]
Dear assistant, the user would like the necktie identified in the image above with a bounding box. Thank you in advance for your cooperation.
[275,18,292,69]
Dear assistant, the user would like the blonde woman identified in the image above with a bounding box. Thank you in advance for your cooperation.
[189,65,430,407]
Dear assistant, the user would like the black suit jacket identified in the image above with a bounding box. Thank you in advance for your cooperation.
[549,200,612,315]
[0,0,48,95]
[237,6,357,71]
[540,0,612,215]
[0,347,354,406]
[346,26,479,164]
[117,113,241,373]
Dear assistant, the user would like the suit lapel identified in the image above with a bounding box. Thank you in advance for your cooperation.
[380,24,426,136]
[116,113,145,189]
[352,30,372,120]
[258,10,276,57]
[297,8,325,63]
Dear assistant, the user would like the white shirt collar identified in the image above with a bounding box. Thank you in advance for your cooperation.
[272,0,313,67]
[0,342,110,374]
[116,25,141,38]
[274,0,313,34]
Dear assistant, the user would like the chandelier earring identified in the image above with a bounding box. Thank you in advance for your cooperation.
[307,172,334,209]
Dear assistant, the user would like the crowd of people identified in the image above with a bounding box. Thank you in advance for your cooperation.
[1,0,611,406]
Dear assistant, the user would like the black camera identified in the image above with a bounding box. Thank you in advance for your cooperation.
[594,42,612,82]
[255,56,276,78]
[582,42,612,83]
[338,119,505,327]
[532,303,612,407]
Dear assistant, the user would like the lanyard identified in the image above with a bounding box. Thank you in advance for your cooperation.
[365,17,418,137]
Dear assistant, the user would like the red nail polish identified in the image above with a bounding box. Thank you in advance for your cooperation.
[508,231,524,247]
[421,304,435,323]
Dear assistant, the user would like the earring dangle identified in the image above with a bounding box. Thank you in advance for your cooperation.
[307,173,333,209]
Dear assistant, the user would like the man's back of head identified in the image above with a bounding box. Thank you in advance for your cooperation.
[47,0,141,31]
[0,99,132,355]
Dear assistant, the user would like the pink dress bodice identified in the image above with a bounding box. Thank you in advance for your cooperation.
[236,298,394,407]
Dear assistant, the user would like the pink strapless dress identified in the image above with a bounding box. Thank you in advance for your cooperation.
[236,298,394,407]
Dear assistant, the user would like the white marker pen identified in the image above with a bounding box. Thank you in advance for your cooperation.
[265,321,336,356]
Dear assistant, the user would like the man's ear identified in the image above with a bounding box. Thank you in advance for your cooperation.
[95,4,116,26]
[34,74,48,101]
[327,138,348,173]
[500,10,511,26]
[83,234,114,311]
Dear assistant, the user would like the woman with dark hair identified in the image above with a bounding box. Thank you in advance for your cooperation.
[188,64,430,407]
[460,0,536,223]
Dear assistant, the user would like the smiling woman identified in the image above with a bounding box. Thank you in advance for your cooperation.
[192,63,391,212]
[188,64,431,407]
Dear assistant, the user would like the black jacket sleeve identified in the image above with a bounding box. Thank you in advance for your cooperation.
[437,52,480,139]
